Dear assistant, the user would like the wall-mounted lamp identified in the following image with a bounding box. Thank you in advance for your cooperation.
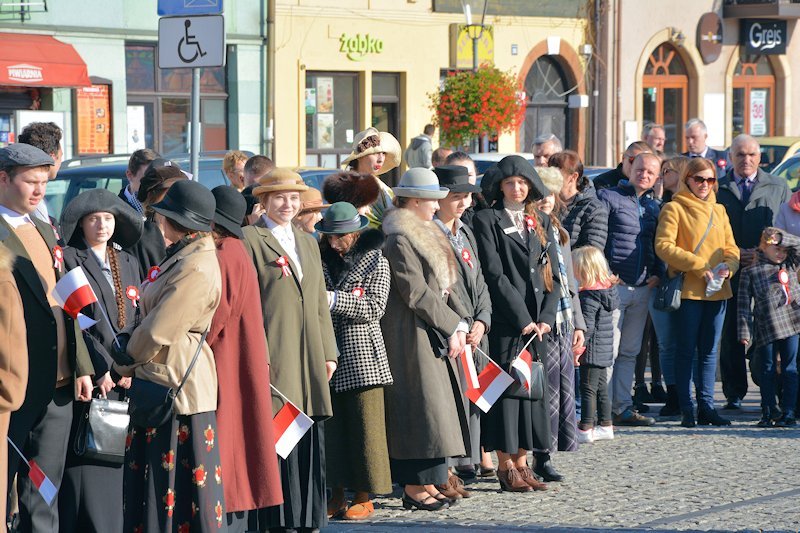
[669,27,686,47]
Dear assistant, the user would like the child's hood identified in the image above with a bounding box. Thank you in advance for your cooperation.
[583,285,619,312]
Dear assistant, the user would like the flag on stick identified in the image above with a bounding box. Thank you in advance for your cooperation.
[53,267,97,319]
[7,437,57,506]
[270,384,314,459]
[460,344,480,390]
[467,348,515,413]
[511,348,533,395]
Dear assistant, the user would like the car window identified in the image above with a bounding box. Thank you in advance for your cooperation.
[774,158,800,191]
[197,168,229,189]
[46,175,125,221]
[760,145,788,173]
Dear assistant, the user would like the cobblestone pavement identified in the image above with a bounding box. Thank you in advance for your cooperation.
[325,382,800,532]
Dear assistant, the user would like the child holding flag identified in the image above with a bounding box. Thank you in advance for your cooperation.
[572,246,619,443]
[738,227,800,427]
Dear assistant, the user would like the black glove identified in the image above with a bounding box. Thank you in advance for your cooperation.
[111,333,135,366]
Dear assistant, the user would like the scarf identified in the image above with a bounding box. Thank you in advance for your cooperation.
[503,199,526,236]
[552,226,573,335]
[789,190,800,213]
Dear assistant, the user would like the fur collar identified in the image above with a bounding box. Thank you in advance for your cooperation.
[321,229,384,284]
[382,207,458,289]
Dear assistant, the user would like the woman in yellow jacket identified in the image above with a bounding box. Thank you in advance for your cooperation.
[655,157,739,428]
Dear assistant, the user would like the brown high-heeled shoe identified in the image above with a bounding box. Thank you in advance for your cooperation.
[519,465,548,491]
[498,465,532,492]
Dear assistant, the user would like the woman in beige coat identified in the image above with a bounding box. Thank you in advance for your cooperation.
[112,180,224,532]
[381,168,471,512]
[242,169,338,532]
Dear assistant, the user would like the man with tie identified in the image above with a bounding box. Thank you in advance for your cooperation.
[0,144,94,531]
[682,118,728,176]
[716,134,790,411]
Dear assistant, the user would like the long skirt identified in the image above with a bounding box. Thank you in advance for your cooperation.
[326,386,392,494]
[390,457,448,486]
[248,421,326,531]
[123,411,227,532]
[545,328,578,452]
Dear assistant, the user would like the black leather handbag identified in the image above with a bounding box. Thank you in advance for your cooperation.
[127,329,208,428]
[506,337,546,401]
[73,396,130,464]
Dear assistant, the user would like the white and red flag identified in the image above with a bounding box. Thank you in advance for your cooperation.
[466,349,515,413]
[7,437,57,506]
[460,344,480,390]
[52,267,97,319]
[511,348,534,395]
[271,385,314,459]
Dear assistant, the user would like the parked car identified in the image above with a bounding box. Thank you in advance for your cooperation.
[469,152,535,175]
[724,137,800,174]
[295,167,340,192]
[584,166,612,180]
[770,153,800,191]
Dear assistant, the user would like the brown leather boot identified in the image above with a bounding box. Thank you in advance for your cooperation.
[435,482,463,500]
[448,474,472,498]
[519,465,549,491]
[497,462,532,492]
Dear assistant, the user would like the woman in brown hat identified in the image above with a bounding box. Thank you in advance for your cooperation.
[341,128,401,229]
[242,169,338,532]
[293,188,330,235]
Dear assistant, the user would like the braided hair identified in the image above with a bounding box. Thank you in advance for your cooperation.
[107,246,126,329]
[523,204,555,293]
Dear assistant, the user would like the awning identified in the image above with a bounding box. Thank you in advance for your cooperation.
[0,33,91,88]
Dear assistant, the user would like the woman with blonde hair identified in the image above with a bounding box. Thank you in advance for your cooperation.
[655,157,740,428]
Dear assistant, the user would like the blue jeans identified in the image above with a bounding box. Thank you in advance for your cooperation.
[758,335,799,412]
[674,299,727,414]
[649,290,678,386]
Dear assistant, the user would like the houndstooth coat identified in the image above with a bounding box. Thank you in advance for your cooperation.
[321,229,393,393]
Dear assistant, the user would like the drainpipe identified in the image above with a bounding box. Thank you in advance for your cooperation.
[261,0,275,159]
[615,0,622,159]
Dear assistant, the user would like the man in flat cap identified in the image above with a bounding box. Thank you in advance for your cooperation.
[0,143,94,531]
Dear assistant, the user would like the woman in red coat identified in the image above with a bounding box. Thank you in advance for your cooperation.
[208,186,283,532]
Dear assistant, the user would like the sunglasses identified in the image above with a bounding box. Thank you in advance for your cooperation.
[690,175,717,185]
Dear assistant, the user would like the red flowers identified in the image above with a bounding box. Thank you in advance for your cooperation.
[204,425,215,451]
[193,465,207,488]
[430,66,525,147]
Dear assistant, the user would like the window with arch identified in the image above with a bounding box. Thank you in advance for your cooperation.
[520,56,570,152]
[642,43,688,154]
[732,51,775,138]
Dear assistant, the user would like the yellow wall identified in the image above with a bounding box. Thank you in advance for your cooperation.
[274,1,588,167]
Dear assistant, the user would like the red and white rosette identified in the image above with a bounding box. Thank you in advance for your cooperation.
[125,285,140,307]
[352,287,365,298]
[52,245,63,272]
[147,266,161,283]
[524,215,536,233]
[778,268,792,306]
[461,248,474,269]
[276,256,291,277]
[717,159,727,169]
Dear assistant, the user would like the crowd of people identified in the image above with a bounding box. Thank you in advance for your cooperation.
[0,117,798,533]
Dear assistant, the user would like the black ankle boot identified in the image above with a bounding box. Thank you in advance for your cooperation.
[660,385,680,416]
[680,411,696,428]
[650,382,668,403]
[533,452,564,482]
[633,383,654,404]
[757,407,774,427]
[775,410,796,427]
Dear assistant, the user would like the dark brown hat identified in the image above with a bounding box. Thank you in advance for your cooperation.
[322,171,380,209]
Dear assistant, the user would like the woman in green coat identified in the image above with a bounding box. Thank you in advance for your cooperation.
[242,168,338,532]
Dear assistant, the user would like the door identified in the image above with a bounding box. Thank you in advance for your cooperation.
[372,102,399,185]
[521,57,570,152]
[642,43,689,154]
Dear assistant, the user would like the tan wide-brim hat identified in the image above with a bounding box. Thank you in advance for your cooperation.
[298,187,331,214]
[252,168,309,196]
[340,127,401,176]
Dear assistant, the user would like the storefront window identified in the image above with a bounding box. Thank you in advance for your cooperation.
[642,43,688,154]
[125,43,227,155]
[732,52,774,138]
[305,72,359,168]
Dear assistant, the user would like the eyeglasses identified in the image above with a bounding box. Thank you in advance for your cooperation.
[690,175,717,185]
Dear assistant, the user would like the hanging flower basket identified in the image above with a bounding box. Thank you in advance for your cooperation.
[430,66,526,148]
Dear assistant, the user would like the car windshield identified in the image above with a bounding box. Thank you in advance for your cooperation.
[773,157,800,191]
[45,175,126,222]
[759,145,789,173]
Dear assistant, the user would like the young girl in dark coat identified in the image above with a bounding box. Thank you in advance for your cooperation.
[572,246,619,444]
[58,189,143,533]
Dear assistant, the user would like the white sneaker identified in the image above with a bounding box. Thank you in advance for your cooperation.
[577,427,595,444]
[594,425,614,441]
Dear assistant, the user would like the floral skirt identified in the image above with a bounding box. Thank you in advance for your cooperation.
[123,411,226,532]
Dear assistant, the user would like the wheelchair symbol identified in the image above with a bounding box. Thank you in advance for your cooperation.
[178,19,207,63]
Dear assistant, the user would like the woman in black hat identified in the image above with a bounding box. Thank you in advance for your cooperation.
[472,155,561,493]
[112,180,226,532]
[58,189,143,533]
[318,202,393,521]
[206,186,282,531]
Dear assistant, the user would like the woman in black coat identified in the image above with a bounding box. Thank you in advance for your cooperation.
[472,156,561,493]
[58,189,143,533]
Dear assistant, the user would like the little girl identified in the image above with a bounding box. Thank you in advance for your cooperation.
[738,227,800,427]
[572,246,619,443]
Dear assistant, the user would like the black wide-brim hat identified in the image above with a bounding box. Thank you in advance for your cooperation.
[211,185,246,239]
[433,165,482,193]
[151,180,215,232]
[60,188,144,248]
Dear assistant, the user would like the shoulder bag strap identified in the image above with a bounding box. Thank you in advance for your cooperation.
[175,328,209,396]
[692,211,715,255]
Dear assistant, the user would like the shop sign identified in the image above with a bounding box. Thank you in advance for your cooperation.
[697,12,723,64]
[750,89,767,136]
[76,84,112,155]
[7,64,43,83]
[741,19,787,55]
[449,24,494,69]
[339,33,383,61]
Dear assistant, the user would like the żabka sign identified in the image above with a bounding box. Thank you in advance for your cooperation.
[741,19,787,55]
[7,64,43,83]
[339,33,383,61]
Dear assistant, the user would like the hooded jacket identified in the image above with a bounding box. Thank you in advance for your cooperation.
[578,285,619,367]
[561,185,608,250]
[404,134,433,168]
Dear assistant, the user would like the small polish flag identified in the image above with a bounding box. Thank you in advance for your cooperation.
[7,438,57,506]
[460,344,480,390]
[76,313,98,331]
[511,349,534,395]
[466,358,514,413]
[52,267,98,319]
[273,398,314,459]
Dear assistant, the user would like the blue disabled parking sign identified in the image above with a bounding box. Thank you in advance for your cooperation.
[158,0,223,16]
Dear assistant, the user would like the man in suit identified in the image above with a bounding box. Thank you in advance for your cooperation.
[0,143,94,531]
[717,134,790,410]
[682,118,728,176]
[120,148,159,216]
